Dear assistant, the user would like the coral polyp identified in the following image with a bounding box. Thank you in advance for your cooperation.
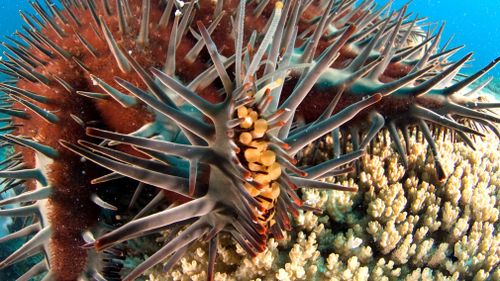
[0,0,498,280]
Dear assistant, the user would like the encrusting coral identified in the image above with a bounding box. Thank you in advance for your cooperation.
[146,126,499,281]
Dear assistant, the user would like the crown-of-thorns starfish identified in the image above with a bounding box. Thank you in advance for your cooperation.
[0,0,498,280]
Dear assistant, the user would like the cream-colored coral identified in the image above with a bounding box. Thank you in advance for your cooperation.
[146,129,499,281]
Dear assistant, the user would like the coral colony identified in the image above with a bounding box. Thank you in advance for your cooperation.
[0,0,498,280]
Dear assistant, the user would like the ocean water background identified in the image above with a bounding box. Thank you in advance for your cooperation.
[387,0,500,99]
[0,0,498,234]
[388,0,500,77]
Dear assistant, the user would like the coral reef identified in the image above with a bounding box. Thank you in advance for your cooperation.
[146,129,499,281]
[0,0,498,280]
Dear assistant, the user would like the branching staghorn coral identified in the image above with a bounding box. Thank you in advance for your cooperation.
[147,128,499,281]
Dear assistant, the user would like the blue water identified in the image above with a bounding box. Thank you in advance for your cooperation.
[387,0,500,77]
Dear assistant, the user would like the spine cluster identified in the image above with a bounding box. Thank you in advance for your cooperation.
[0,1,498,281]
